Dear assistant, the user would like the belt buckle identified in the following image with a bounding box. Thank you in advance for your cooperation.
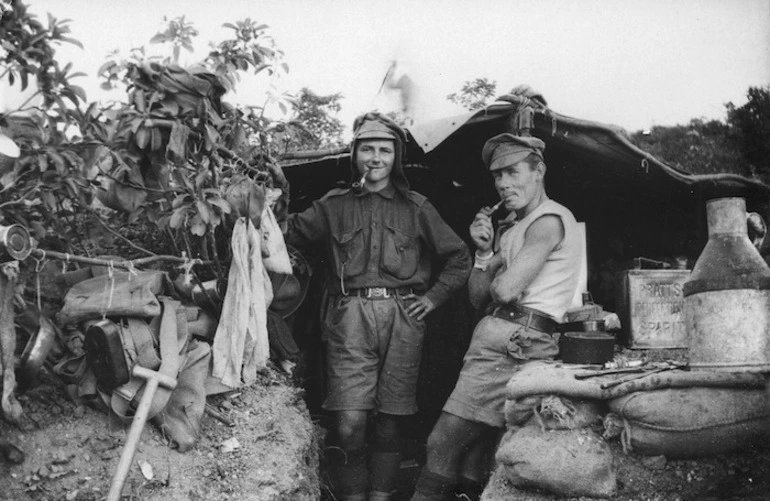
[367,287,389,298]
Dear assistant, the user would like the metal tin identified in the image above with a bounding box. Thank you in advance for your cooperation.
[684,289,770,371]
[0,224,31,261]
[617,270,691,349]
[559,331,615,364]
[17,316,57,389]
[85,319,130,390]
[684,197,770,372]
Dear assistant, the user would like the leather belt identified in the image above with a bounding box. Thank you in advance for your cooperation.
[491,303,558,334]
[347,287,414,299]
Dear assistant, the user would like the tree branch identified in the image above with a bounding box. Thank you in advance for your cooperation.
[29,248,214,270]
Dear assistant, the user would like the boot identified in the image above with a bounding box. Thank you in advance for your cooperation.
[409,468,456,501]
[453,476,485,501]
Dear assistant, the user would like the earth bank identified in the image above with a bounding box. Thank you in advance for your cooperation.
[0,368,320,501]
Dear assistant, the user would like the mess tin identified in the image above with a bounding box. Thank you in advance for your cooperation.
[559,319,615,365]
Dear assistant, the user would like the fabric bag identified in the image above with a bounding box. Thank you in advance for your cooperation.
[495,424,617,498]
[57,270,169,325]
[58,269,211,452]
[608,387,770,458]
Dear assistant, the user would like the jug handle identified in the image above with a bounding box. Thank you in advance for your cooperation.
[747,212,767,251]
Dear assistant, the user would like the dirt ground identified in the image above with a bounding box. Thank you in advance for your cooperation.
[0,367,320,501]
[481,440,770,501]
[1,356,770,501]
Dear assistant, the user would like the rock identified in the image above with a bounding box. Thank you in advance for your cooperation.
[642,455,667,471]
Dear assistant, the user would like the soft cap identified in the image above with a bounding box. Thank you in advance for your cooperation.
[352,112,407,144]
[482,133,545,170]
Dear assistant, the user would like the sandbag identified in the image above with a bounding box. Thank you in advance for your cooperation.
[608,387,770,458]
[524,395,607,430]
[495,424,616,498]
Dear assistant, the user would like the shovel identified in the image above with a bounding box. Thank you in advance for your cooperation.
[106,365,177,501]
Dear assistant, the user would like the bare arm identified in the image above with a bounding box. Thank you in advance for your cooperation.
[490,214,564,304]
[468,253,504,309]
[467,206,500,309]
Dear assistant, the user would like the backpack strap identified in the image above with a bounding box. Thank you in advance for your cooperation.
[109,298,185,421]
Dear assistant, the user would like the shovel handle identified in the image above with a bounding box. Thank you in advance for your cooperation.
[106,367,177,501]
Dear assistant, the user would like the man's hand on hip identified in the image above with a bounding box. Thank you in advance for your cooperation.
[404,294,435,321]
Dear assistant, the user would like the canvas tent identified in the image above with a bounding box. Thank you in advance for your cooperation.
[281,97,770,308]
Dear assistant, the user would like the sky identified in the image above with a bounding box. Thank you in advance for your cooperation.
[11,0,770,134]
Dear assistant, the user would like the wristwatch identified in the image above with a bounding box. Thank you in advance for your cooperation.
[473,250,494,271]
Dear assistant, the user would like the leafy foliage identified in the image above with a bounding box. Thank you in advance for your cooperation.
[726,85,770,183]
[149,15,198,64]
[1,0,92,253]
[629,118,749,176]
[2,5,292,281]
[447,77,497,111]
[276,87,344,153]
[630,86,770,185]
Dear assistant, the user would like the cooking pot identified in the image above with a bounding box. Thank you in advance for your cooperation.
[559,320,615,365]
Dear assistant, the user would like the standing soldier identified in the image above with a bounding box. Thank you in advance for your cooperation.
[285,112,471,501]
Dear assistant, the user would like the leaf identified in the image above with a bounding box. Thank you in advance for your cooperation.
[169,206,189,229]
[172,194,191,209]
[208,197,232,214]
[60,36,84,49]
[160,99,179,116]
[190,214,207,236]
[130,118,144,134]
[204,124,220,145]
[137,460,154,480]
[150,33,169,44]
[98,61,116,76]
[166,122,189,163]
[67,85,87,102]
[134,89,146,113]
[150,127,162,151]
[196,200,212,224]
[41,190,56,210]
[47,149,66,172]
[135,127,150,149]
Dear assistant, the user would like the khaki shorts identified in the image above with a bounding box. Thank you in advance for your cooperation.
[322,294,426,415]
[443,315,558,427]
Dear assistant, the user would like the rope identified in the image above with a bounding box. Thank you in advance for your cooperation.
[101,261,116,320]
[33,250,45,312]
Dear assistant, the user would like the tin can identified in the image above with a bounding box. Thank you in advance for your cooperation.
[684,197,770,371]
[0,224,32,261]
[617,269,691,349]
